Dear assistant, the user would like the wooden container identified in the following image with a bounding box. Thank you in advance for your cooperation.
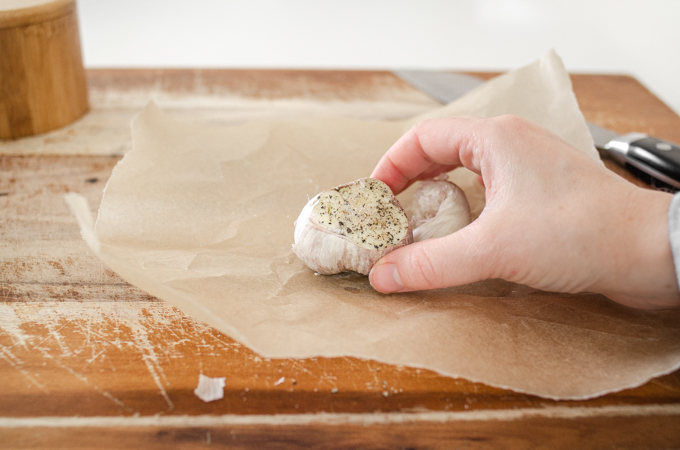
[0,0,89,140]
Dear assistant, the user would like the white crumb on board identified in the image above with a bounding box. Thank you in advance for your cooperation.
[194,374,226,403]
[274,377,285,386]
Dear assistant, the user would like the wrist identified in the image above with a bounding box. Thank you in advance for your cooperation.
[599,186,679,309]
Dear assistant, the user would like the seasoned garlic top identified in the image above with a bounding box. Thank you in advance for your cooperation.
[293,177,412,275]
[311,178,409,250]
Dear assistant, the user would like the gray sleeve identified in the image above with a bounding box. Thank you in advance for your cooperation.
[668,193,680,285]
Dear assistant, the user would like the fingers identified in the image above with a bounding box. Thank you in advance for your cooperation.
[369,222,491,293]
[371,118,482,194]
[369,117,495,292]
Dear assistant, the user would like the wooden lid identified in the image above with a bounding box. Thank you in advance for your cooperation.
[0,0,75,29]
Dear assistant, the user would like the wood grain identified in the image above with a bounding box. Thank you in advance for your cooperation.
[2,69,680,448]
[0,0,88,140]
[3,414,680,450]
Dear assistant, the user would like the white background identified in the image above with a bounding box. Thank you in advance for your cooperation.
[76,0,680,115]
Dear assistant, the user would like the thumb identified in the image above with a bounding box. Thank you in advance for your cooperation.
[369,224,491,293]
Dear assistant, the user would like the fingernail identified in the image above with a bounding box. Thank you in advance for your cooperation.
[369,263,404,293]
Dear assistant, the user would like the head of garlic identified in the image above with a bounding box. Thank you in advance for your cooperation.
[293,178,413,275]
[411,179,471,242]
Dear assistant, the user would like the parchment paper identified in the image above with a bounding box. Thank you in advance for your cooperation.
[68,51,680,400]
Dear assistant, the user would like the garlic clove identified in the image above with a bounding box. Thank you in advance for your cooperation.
[411,180,471,242]
[293,178,413,275]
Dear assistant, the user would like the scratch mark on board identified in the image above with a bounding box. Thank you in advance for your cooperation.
[0,302,238,413]
[0,346,49,393]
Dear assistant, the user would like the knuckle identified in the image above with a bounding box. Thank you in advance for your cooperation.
[405,244,441,289]
[411,120,430,136]
[491,114,531,133]
[474,220,509,279]
[494,114,523,125]
[411,120,435,143]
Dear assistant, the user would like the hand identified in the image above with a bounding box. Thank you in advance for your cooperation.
[369,115,680,310]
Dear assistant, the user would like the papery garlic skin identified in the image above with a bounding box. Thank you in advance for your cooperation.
[293,178,413,275]
[412,180,471,242]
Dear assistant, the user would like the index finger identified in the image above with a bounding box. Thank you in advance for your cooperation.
[370,117,481,194]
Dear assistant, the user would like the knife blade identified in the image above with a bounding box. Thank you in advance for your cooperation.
[392,70,680,191]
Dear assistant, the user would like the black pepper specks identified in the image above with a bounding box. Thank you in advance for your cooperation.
[312,178,408,250]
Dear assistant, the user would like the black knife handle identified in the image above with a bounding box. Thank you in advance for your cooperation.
[627,136,680,189]
[605,133,680,191]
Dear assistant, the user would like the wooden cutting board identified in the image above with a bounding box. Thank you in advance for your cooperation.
[1,69,680,449]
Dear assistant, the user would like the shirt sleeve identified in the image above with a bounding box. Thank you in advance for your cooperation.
[668,193,680,285]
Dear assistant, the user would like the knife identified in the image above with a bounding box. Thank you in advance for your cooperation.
[393,70,680,192]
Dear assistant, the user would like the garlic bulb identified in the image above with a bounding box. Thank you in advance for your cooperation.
[411,180,471,242]
[293,178,413,275]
